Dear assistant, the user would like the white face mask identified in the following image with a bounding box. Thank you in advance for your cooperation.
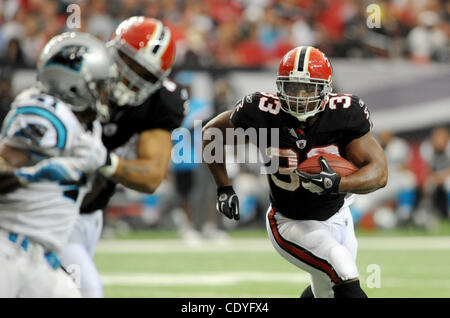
[113,81,135,106]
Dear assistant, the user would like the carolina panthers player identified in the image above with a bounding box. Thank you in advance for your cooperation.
[0,32,115,297]
[202,46,388,298]
[60,17,187,298]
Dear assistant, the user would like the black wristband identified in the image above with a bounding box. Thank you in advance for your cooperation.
[331,174,341,194]
[217,185,234,195]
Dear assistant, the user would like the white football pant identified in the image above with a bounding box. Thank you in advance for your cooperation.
[60,210,103,298]
[0,229,80,298]
[266,204,359,298]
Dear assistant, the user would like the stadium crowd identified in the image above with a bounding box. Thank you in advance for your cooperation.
[0,0,449,70]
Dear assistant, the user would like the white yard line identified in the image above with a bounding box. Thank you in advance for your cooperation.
[96,236,450,254]
[101,272,310,286]
[100,272,450,290]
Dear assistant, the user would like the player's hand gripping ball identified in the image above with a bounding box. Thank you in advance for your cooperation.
[296,154,357,195]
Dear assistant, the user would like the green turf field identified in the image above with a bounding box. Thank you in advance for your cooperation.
[94,227,450,298]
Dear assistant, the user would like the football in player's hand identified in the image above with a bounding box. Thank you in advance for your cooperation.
[298,154,357,177]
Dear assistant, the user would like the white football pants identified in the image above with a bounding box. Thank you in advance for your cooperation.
[266,203,359,298]
[0,229,80,298]
[60,210,103,298]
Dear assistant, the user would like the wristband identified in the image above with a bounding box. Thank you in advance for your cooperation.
[217,185,234,195]
[99,152,119,178]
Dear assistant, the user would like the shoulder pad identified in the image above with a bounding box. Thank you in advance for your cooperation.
[231,91,283,129]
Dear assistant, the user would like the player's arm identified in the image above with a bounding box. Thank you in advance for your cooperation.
[202,110,241,220]
[202,110,234,187]
[105,128,172,193]
[0,139,99,193]
[297,96,387,195]
[0,113,108,196]
[202,93,259,188]
[339,131,388,194]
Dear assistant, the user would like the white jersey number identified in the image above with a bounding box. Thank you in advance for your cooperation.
[268,147,300,192]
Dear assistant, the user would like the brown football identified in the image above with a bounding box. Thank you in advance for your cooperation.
[298,153,357,177]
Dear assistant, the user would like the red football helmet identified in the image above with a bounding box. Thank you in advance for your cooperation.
[277,46,333,122]
[107,17,176,106]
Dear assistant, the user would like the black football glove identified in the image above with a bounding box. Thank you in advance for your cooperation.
[295,156,341,195]
[216,185,240,220]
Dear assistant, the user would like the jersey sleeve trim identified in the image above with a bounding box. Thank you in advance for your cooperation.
[3,106,67,150]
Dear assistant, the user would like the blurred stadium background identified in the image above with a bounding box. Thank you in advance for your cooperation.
[0,0,449,297]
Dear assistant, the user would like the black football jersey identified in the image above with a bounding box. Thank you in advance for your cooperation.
[102,79,187,150]
[230,91,372,221]
[80,79,188,213]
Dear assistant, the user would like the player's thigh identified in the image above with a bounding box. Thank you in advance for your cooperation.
[60,243,103,298]
[52,268,81,298]
[67,210,102,257]
[267,226,334,298]
[266,216,334,297]
[84,210,103,257]
[266,207,358,283]
[340,207,358,261]
[20,262,80,298]
[0,244,23,297]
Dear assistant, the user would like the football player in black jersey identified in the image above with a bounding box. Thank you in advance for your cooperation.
[60,17,188,297]
[202,46,388,298]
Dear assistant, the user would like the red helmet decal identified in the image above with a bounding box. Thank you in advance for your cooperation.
[112,17,176,72]
[278,47,299,76]
[115,17,159,50]
[307,48,332,81]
